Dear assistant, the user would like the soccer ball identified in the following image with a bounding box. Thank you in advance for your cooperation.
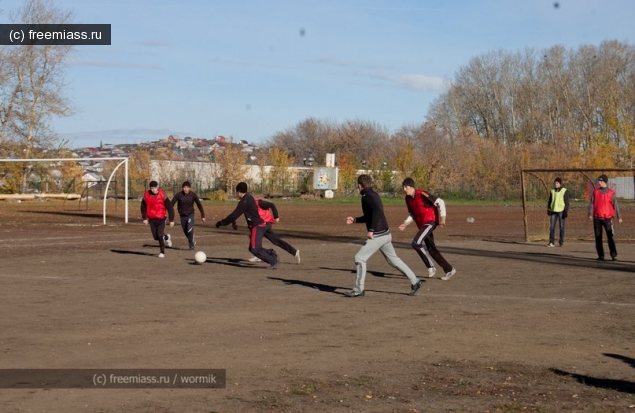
[194,251,207,264]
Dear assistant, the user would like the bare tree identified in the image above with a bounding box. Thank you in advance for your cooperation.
[1,0,75,192]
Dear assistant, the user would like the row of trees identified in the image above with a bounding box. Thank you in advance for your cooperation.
[1,0,633,200]
[259,40,635,199]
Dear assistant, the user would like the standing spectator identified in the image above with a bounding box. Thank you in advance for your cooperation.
[398,177,457,280]
[215,182,279,269]
[588,174,622,261]
[547,177,570,247]
[172,181,206,250]
[345,174,423,297]
[141,180,175,258]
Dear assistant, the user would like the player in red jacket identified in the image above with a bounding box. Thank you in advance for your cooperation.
[399,178,456,280]
[140,181,175,258]
[588,174,622,261]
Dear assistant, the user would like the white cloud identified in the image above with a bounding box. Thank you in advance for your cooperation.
[391,74,448,92]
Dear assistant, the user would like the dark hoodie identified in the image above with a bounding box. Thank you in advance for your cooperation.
[353,187,389,235]
[219,193,264,227]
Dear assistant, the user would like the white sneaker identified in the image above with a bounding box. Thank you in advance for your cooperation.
[158,253,165,258]
[441,268,456,281]
[547,243,555,247]
[295,250,301,264]
[165,234,172,248]
[248,256,262,262]
[427,267,436,278]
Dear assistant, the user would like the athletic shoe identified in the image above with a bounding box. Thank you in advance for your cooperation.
[295,250,301,264]
[611,254,617,261]
[158,253,165,258]
[248,256,262,262]
[597,257,605,261]
[441,268,457,281]
[427,267,436,278]
[267,262,278,270]
[165,234,172,248]
[409,280,424,296]
[547,243,555,247]
[345,290,365,297]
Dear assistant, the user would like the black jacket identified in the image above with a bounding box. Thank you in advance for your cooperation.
[172,191,205,218]
[219,193,264,227]
[354,187,389,235]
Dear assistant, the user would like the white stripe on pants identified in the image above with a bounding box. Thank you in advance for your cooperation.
[353,232,419,293]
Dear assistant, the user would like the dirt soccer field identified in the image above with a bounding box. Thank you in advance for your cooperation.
[0,199,634,412]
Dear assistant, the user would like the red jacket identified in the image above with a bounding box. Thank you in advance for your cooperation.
[256,199,276,224]
[405,189,439,227]
[143,189,168,219]
[592,188,615,219]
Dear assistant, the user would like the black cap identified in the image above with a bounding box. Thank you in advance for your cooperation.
[182,181,191,188]
[149,180,158,188]
[236,182,248,193]
[598,174,608,183]
[402,177,416,188]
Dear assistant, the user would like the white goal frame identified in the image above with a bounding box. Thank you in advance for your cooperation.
[0,157,129,225]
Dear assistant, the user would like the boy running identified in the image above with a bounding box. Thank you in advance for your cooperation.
[141,181,175,258]
[345,174,423,297]
[171,181,206,250]
[398,177,457,280]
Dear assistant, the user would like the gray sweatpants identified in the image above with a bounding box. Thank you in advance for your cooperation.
[353,232,419,293]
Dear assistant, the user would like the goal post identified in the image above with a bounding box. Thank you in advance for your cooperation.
[520,168,635,243]
[0,157,129,225]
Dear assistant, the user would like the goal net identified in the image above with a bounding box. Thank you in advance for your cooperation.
[521,168,635,242]
[0,157,129,225]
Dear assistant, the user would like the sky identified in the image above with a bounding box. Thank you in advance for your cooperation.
[1,0,634,148]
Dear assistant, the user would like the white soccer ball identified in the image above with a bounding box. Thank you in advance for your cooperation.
[194,251,207,264]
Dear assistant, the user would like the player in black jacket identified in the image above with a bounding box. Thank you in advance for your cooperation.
[215,182,279,269]
[345,175,422,297]
[171,181,206,250]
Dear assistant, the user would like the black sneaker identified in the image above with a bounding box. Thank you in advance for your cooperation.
[267,262,278,270]
[409,280,423,296]
[611,254,617,261]
[596,256,605,261]
[345,290,365,297]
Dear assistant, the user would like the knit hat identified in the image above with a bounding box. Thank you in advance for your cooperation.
[402,177,416,188]
[598,174,608,183]
[182,181,191,188]
[149,180,158,188]
[554,177,562,184]
[236,182,248,193]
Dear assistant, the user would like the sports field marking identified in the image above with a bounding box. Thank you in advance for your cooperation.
[424,293,635,307]
[0,274,66,280]
[1,271,632,308]
[1,238,150,248]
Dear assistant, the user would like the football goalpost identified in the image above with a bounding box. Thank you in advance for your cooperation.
[0,157,129,225]
[520,168,635,242]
